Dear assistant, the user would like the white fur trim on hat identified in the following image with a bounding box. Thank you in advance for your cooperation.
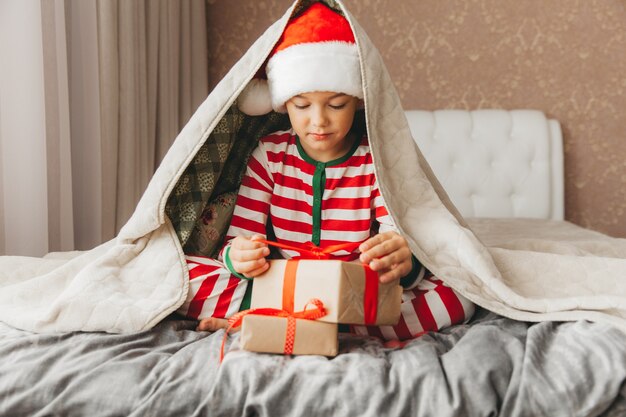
[237,78,273,116]
[266,41,362,113]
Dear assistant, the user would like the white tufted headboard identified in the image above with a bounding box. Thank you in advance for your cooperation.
[405,110,564,220]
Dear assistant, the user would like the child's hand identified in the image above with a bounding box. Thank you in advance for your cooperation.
[359,231,412,284]
[228,235,270,278]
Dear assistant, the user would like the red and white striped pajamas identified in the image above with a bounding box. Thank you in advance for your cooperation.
[178,255,248,321]
[352,274,475,340]
[178,129,474,340]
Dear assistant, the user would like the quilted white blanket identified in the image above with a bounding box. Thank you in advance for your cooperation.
[1,0,625,334]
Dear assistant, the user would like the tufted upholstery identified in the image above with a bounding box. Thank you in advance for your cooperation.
[405,110,564,220]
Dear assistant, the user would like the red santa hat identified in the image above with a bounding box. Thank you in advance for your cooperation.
[237,2,363,115]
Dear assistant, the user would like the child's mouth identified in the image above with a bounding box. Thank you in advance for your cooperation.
[310,133,331,140]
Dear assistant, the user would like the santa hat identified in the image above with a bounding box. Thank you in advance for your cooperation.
[237,2,363,115]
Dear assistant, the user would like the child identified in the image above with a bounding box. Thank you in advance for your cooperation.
[178,2,474,341]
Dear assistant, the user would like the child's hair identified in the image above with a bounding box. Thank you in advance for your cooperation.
[238,2,363,116]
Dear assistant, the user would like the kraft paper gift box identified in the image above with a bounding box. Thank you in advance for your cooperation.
[239,314,338,356]
[250,259,403,325]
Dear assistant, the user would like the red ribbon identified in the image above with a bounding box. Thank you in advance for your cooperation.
[254,238,362,260]
[363,265,379,325]
[220,298,326,362]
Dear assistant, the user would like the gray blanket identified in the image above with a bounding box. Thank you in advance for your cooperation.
[2,312,625,417]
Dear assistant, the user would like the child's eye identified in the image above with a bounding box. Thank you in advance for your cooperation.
[329,103,347,110]
[294,104,310,109]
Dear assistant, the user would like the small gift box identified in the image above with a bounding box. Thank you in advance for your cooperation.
[240,314,338,356]
[251,259,403,326]
[220,298,337,360]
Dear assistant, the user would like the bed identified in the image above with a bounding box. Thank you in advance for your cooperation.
[1,108,625,417]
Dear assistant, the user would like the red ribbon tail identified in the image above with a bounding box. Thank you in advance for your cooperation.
[219,312,247,363]
[363,265,379,325]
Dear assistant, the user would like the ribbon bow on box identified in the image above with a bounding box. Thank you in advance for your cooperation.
[220,298,327,361]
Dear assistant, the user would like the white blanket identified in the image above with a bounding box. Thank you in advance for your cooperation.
[1,0,625,334]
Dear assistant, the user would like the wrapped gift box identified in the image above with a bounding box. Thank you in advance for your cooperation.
[250,259,402,325]
[240,314,338,356]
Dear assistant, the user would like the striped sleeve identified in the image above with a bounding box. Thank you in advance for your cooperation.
[218,142,274,261]
[372,177,396,234]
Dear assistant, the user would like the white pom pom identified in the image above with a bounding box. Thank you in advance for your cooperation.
[237,78,273,116]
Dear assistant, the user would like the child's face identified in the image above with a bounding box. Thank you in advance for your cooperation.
[285,91,359,162]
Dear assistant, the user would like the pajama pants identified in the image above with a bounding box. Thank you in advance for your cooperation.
[178,255,475,341]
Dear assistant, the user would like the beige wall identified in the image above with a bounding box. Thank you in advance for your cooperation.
[207,0,626,237]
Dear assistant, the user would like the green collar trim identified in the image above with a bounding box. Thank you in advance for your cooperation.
[295,132,361,167]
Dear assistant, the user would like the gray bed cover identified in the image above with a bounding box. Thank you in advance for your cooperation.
[1,309,625,417]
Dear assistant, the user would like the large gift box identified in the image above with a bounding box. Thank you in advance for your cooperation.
[250,259,403,325]
[240,314,338,356]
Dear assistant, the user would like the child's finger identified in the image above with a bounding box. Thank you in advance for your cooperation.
[359,233,401,263]
[359,233,387,253]
[232,235,268,250]
[378,273,397,284]
[243,239,268,250]
[230,246,270,262]
[246,234,269,249]
[373,253,412,282]
[234,258,268,275]
[243,262,270,278]
[250,234,266,242]
[369,248,408,272]
[378,263,410,283]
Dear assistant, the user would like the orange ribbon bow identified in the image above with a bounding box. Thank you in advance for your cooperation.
[220,298,327,362]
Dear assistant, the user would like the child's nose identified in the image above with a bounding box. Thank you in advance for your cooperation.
[311,107,329,127]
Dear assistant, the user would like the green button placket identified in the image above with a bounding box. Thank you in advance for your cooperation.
[311,163,326,246]
[295,133,362,247]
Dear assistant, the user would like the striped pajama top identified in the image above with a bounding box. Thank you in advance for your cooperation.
[220,129,396,260]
